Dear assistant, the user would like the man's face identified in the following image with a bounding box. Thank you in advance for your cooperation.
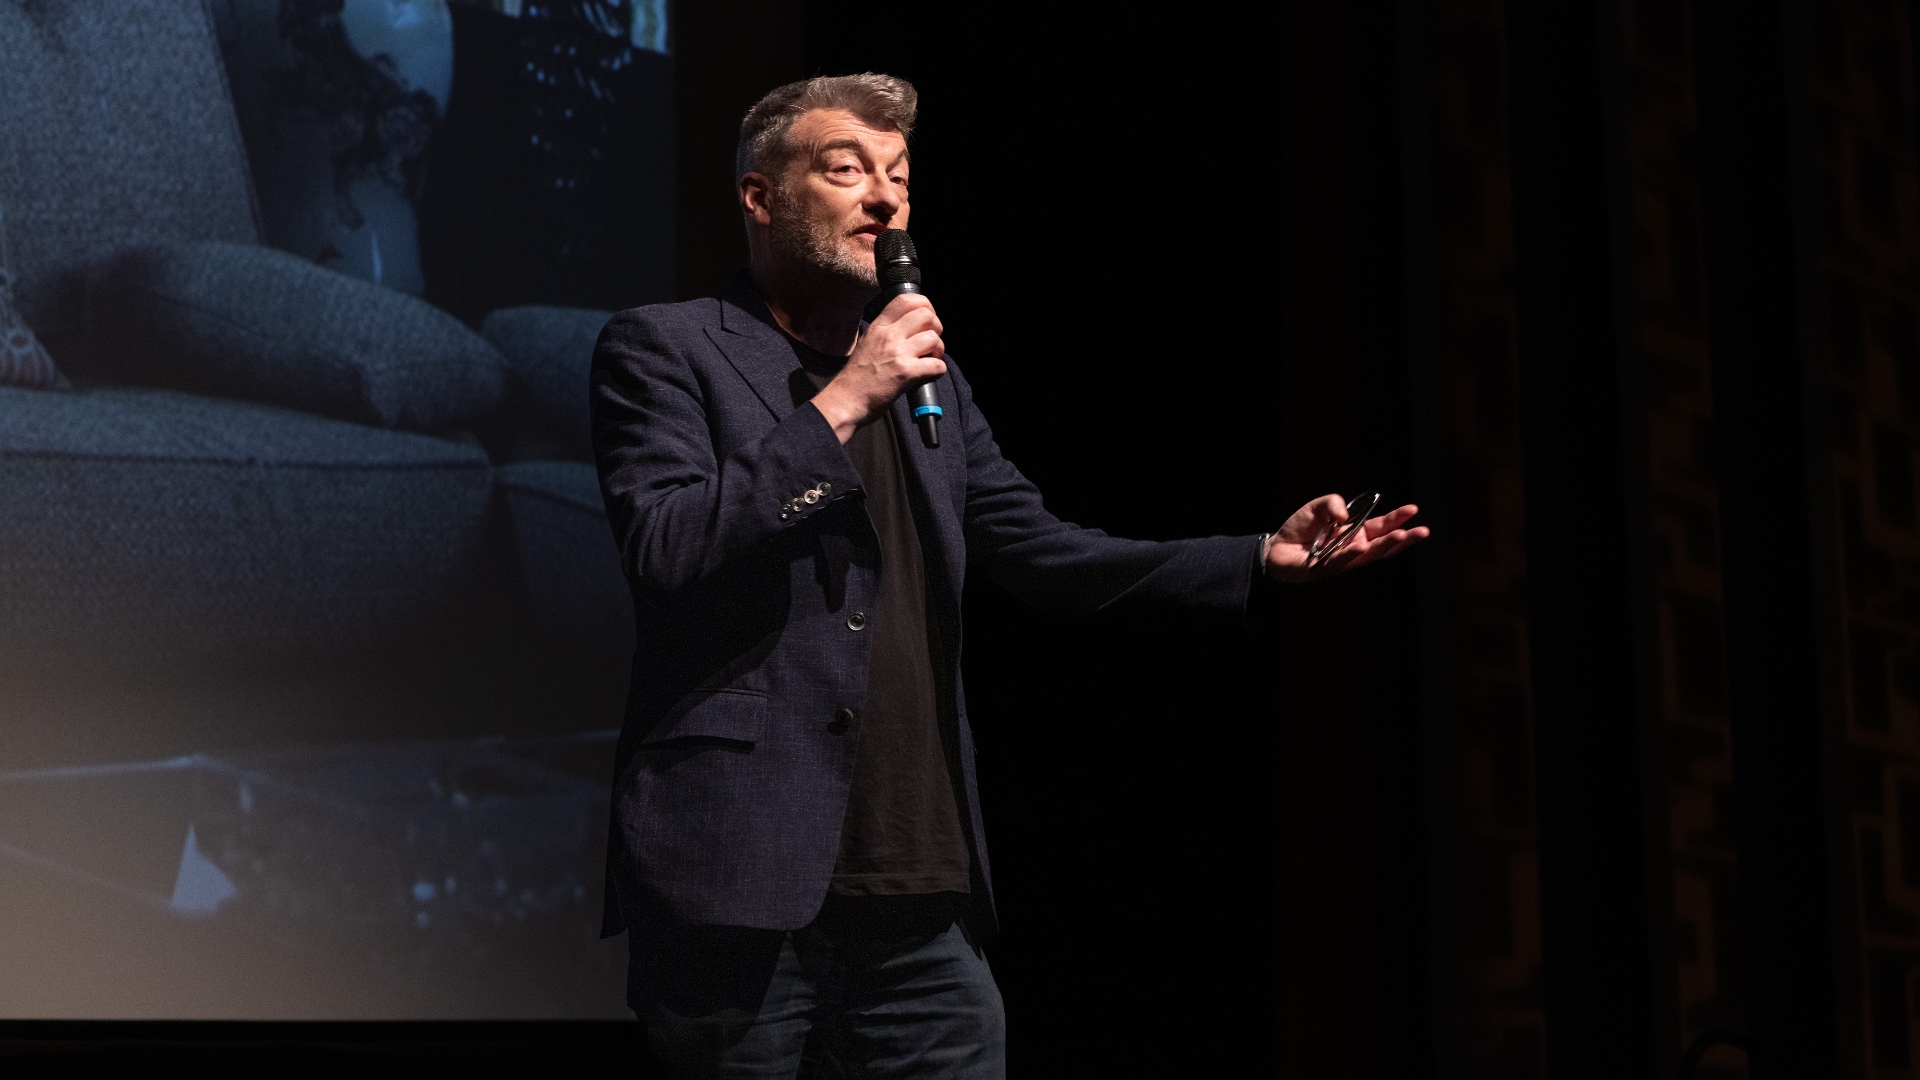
[751,108,911,287]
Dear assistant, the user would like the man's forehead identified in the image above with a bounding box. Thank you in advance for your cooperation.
[792,108,908,158]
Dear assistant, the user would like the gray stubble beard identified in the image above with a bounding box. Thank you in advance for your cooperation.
[767,183,880,303]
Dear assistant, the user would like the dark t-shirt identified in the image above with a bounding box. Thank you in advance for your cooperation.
[791,340,972,897]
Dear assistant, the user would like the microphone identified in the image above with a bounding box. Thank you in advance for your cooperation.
[863,229,942,448]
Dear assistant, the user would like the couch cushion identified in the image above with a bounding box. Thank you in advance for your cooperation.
[83,242,509,432]
[494,461,634,659]
[480,306,610,461]
[0,387,494,653]
[0,0,260,351]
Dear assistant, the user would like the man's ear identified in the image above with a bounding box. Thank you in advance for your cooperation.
[739,172,775,227]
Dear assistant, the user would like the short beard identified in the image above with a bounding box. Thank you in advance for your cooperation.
[767,182,878,300]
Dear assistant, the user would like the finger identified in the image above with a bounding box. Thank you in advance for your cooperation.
[873,293,936,325]
[1297,494,1345,521]
[1326,525,1400,569]
[1316,523,1432,575]
[904,356,948,380]
[1319,537,1386,574]
[891,308,942,336]
[1354,526,1430,564]
[1355,532,1408,564]
[1363,504,1420,537]
[904,331,946,360]
[879,304,939,334]
[1315,525,1372,566]
[1369,504,1419,529]
[1335,514,1391,556]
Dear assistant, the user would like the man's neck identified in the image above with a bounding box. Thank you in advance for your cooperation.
[749,263,866,357]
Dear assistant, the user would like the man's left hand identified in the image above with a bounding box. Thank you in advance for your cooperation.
[1263,494,1430,583]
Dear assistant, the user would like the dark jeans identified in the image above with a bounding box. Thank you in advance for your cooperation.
[629,894,1005,1079]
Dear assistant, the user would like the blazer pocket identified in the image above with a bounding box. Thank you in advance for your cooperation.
[642,688,768,745]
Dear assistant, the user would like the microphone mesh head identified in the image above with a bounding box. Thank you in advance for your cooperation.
[874,229,922,288]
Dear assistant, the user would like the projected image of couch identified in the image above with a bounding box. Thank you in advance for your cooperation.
[0,0,635,765]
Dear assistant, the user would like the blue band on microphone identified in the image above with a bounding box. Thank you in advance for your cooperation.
[913,405,944,418]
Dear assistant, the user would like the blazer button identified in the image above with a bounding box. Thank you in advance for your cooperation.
[829,708,854,733]
[846,612,867,631]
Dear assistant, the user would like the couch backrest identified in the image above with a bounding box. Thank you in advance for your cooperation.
[0,0,260,349]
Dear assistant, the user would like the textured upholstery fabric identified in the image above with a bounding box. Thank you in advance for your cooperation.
[481,306,611,461]
[0,267,65,390]
[0,0,260,350]
[84,242,509,432]
[495,460,634,658]
[0,387,493,653]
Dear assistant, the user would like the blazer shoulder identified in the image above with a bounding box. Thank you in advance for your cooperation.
[594,298,728,374]
[601,297,726,342]
[941,351,980,416]
[942,351,973,391]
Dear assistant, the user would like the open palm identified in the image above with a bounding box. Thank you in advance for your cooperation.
[1264,494,1429,583]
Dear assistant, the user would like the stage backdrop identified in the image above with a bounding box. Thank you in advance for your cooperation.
[0,0,669,1019]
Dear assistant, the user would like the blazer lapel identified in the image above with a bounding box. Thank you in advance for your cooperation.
[707,273,966,588]
[708,275,803,422]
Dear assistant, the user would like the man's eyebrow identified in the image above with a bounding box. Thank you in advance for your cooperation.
[809,139,911,171]
[811,138,867,160]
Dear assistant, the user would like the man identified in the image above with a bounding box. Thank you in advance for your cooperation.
[590,73,1426,1078]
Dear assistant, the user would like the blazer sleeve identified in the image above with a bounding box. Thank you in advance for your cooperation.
[951,359,1266,620]
[590,306,863,606]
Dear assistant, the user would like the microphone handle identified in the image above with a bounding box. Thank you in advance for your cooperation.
[867,282,942,449]
[908,381,941,449]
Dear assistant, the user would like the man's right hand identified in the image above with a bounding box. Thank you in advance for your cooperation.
[811,293,947,444]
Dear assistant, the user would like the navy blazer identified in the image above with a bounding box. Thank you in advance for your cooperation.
[591,278,1263,934]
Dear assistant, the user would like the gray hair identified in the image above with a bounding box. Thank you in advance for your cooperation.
[735,74,918,183]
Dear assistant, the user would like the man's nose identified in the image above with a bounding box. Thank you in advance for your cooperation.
[864,174,901,215]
